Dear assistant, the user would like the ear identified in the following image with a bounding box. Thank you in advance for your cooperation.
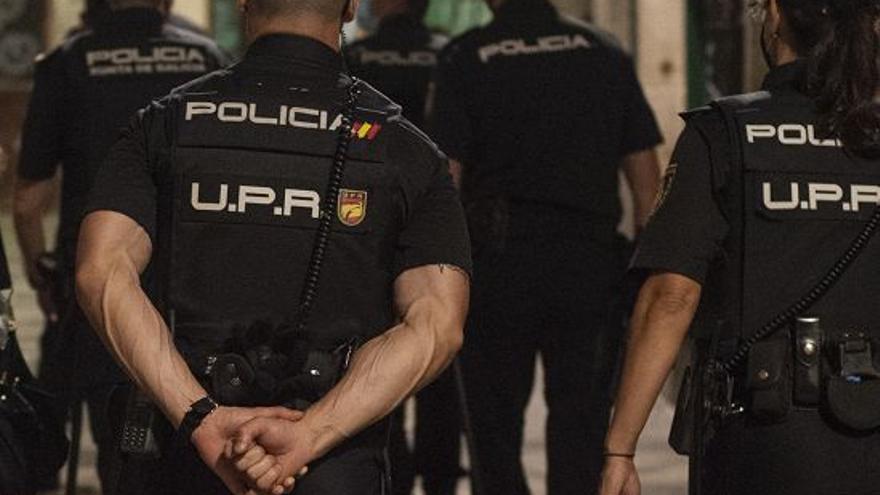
[343,0,360,23]
[765,0,783,36]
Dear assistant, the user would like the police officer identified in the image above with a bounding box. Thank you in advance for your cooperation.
[13,1,225,491]
[601,1,880,494]
[349,2,460,494]
[348,0,442,130]
[431,0,662,493]
[74,0,471,494]
[70,0,210,39]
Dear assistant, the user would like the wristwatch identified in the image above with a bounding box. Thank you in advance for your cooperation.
[178,396,219,441]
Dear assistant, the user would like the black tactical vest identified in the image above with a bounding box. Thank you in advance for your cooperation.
[159,76,401,357]
[710,89,880,345]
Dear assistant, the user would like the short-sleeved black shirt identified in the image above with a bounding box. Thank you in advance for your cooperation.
[632,63,810,284]
[348,13,446,130]
[85,35,471,347]
[432,0,662,229]
[17,7,227,267]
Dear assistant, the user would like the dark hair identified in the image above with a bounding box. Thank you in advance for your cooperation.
[410,0,431,19]
[779,0,880,158]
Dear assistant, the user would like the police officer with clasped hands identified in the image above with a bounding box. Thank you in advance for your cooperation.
[75,0,471,494]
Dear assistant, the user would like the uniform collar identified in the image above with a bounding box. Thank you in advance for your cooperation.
[762,60,808,91]
[93,7,164,36]
[376,13,430,43]
[245,34,345,72]
[494,0,558,25]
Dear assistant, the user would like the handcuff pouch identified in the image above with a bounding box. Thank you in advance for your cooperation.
[745,335,790,422]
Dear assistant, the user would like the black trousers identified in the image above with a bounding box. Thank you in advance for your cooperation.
[702,409,880,495]
[461,238,626,495]
[388,368,462,495]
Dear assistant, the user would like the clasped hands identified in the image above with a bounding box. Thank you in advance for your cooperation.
[191,405,316,495]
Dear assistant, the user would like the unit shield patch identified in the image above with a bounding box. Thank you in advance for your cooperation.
[338,189,368,226]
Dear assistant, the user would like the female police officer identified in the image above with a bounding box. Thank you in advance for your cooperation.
[600,0,880,494]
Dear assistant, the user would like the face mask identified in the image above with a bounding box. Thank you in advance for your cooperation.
[357,0,380,34]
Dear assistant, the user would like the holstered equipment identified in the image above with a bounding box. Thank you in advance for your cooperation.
[207,320,360,410]
[745,334,790,422]
[792,317,822,406]
[825,333,880,431]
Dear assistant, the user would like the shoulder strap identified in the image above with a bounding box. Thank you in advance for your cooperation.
[709,95,753,346]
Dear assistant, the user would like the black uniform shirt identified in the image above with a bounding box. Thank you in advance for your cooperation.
[17,7,227,266]
[632,63,808,284]
[85,35,471,349]
[432,0,662,230]
[348,14,446,130]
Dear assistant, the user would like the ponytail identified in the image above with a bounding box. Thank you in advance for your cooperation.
[780,0,880,158]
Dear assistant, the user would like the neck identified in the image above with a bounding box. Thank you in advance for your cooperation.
[111,1,157,10]
[775,47,799,67]
[247,16,341,51]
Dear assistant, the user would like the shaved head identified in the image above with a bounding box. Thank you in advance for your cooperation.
[249,0,350,20]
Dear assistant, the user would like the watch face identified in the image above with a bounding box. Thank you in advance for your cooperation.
[192,397,218,415]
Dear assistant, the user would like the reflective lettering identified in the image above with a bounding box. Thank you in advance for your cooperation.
[283,189,320,218]
[808,183,843,210]
[249,103,279,125]
[762,182,799,210]
[218,102,247,122]
[237,186,276,213]
[186,102,217,121]
[479,34,592,62]
[191,183,228,211]
[778,124,808,145]
[850,185,880,211]
[288,107,320,129]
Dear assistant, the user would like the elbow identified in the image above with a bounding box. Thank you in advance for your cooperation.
[432,314,465,364]
[74,258,107,318]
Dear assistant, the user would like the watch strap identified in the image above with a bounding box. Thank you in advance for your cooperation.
[178,396,218,441]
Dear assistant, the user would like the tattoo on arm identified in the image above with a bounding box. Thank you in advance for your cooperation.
[438,264,470,280]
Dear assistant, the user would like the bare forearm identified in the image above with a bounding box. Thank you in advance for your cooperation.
[605,274,700,453]
[76,213,206,426]
[448,159,463,190]
[13,211,46,282]
[300,314,460,458]
[622,150,661,231]
[78,266,206,426]
[13,180,52,284]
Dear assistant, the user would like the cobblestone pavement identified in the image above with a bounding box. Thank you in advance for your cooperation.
[2,215,687,495]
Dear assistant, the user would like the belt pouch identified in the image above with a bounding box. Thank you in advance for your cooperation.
[826,334,880,431]
[746,336,790,422]
[668,365,695,455]
[792,317,823,406]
